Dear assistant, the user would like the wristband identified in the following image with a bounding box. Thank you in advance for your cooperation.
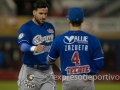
[30,46,36,52]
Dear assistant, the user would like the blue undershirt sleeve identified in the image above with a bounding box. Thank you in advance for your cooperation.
[19,43,32,52]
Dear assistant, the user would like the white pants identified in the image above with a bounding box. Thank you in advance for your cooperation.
[17,64,56,90]
[62,75,95,90]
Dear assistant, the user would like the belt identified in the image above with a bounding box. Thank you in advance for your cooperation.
[26,64,50,71]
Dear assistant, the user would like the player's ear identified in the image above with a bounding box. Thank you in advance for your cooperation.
[82,18,85,23]
[67,18,71,23]
[33,10,36,16]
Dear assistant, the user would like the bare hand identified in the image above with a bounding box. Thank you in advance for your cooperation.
[34,44,45,53]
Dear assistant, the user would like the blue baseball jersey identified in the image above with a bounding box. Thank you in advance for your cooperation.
[48,30,104,75]
[18,20,55,65]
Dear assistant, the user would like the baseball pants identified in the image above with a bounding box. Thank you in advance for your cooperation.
[62,75,95,90]
[17,64,56,90]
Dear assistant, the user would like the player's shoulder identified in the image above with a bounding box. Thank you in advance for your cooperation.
[54,34,63,39]
[81,30,98,39]
[55,31,71,38]
[54,31,71,42]
[82,31,101,45]
[44,22,53,25]
[44,22,54,27]
[19,20,33,30]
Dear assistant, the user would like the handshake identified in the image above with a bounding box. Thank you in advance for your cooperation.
[32,45,51,55]
[34,44,45,53]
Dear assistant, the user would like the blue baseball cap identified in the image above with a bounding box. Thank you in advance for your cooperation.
[66,7,84,22]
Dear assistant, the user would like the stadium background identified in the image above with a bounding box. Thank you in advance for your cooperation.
[0,0,120,90]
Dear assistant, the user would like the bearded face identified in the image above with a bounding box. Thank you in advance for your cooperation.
[33,7,48,25]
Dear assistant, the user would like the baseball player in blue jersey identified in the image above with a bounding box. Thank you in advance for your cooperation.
[47,7,104,90]
[17,0,56,90]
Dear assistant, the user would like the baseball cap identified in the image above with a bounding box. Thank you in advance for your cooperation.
[66,7,84,22]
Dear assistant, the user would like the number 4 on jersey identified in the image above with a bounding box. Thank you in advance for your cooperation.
[71,51,80,65]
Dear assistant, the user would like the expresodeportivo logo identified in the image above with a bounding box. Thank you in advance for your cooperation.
[49,74,120,81]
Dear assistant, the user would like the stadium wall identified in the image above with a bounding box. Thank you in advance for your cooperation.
[0,16,120,81]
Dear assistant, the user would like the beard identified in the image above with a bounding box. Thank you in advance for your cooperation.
[34,16,45,25]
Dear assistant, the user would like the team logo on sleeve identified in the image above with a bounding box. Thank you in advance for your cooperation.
[18,33,24,39]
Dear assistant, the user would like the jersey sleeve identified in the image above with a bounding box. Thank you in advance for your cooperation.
[93,37,104,70]
[18,24,30,45]
[48,36,60,61]
[93,37,104,61]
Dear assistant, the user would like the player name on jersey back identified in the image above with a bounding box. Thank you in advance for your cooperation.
[64,36,88,51]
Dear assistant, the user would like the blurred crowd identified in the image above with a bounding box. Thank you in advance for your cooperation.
[0,0,120,72]
[0,0,120,17]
